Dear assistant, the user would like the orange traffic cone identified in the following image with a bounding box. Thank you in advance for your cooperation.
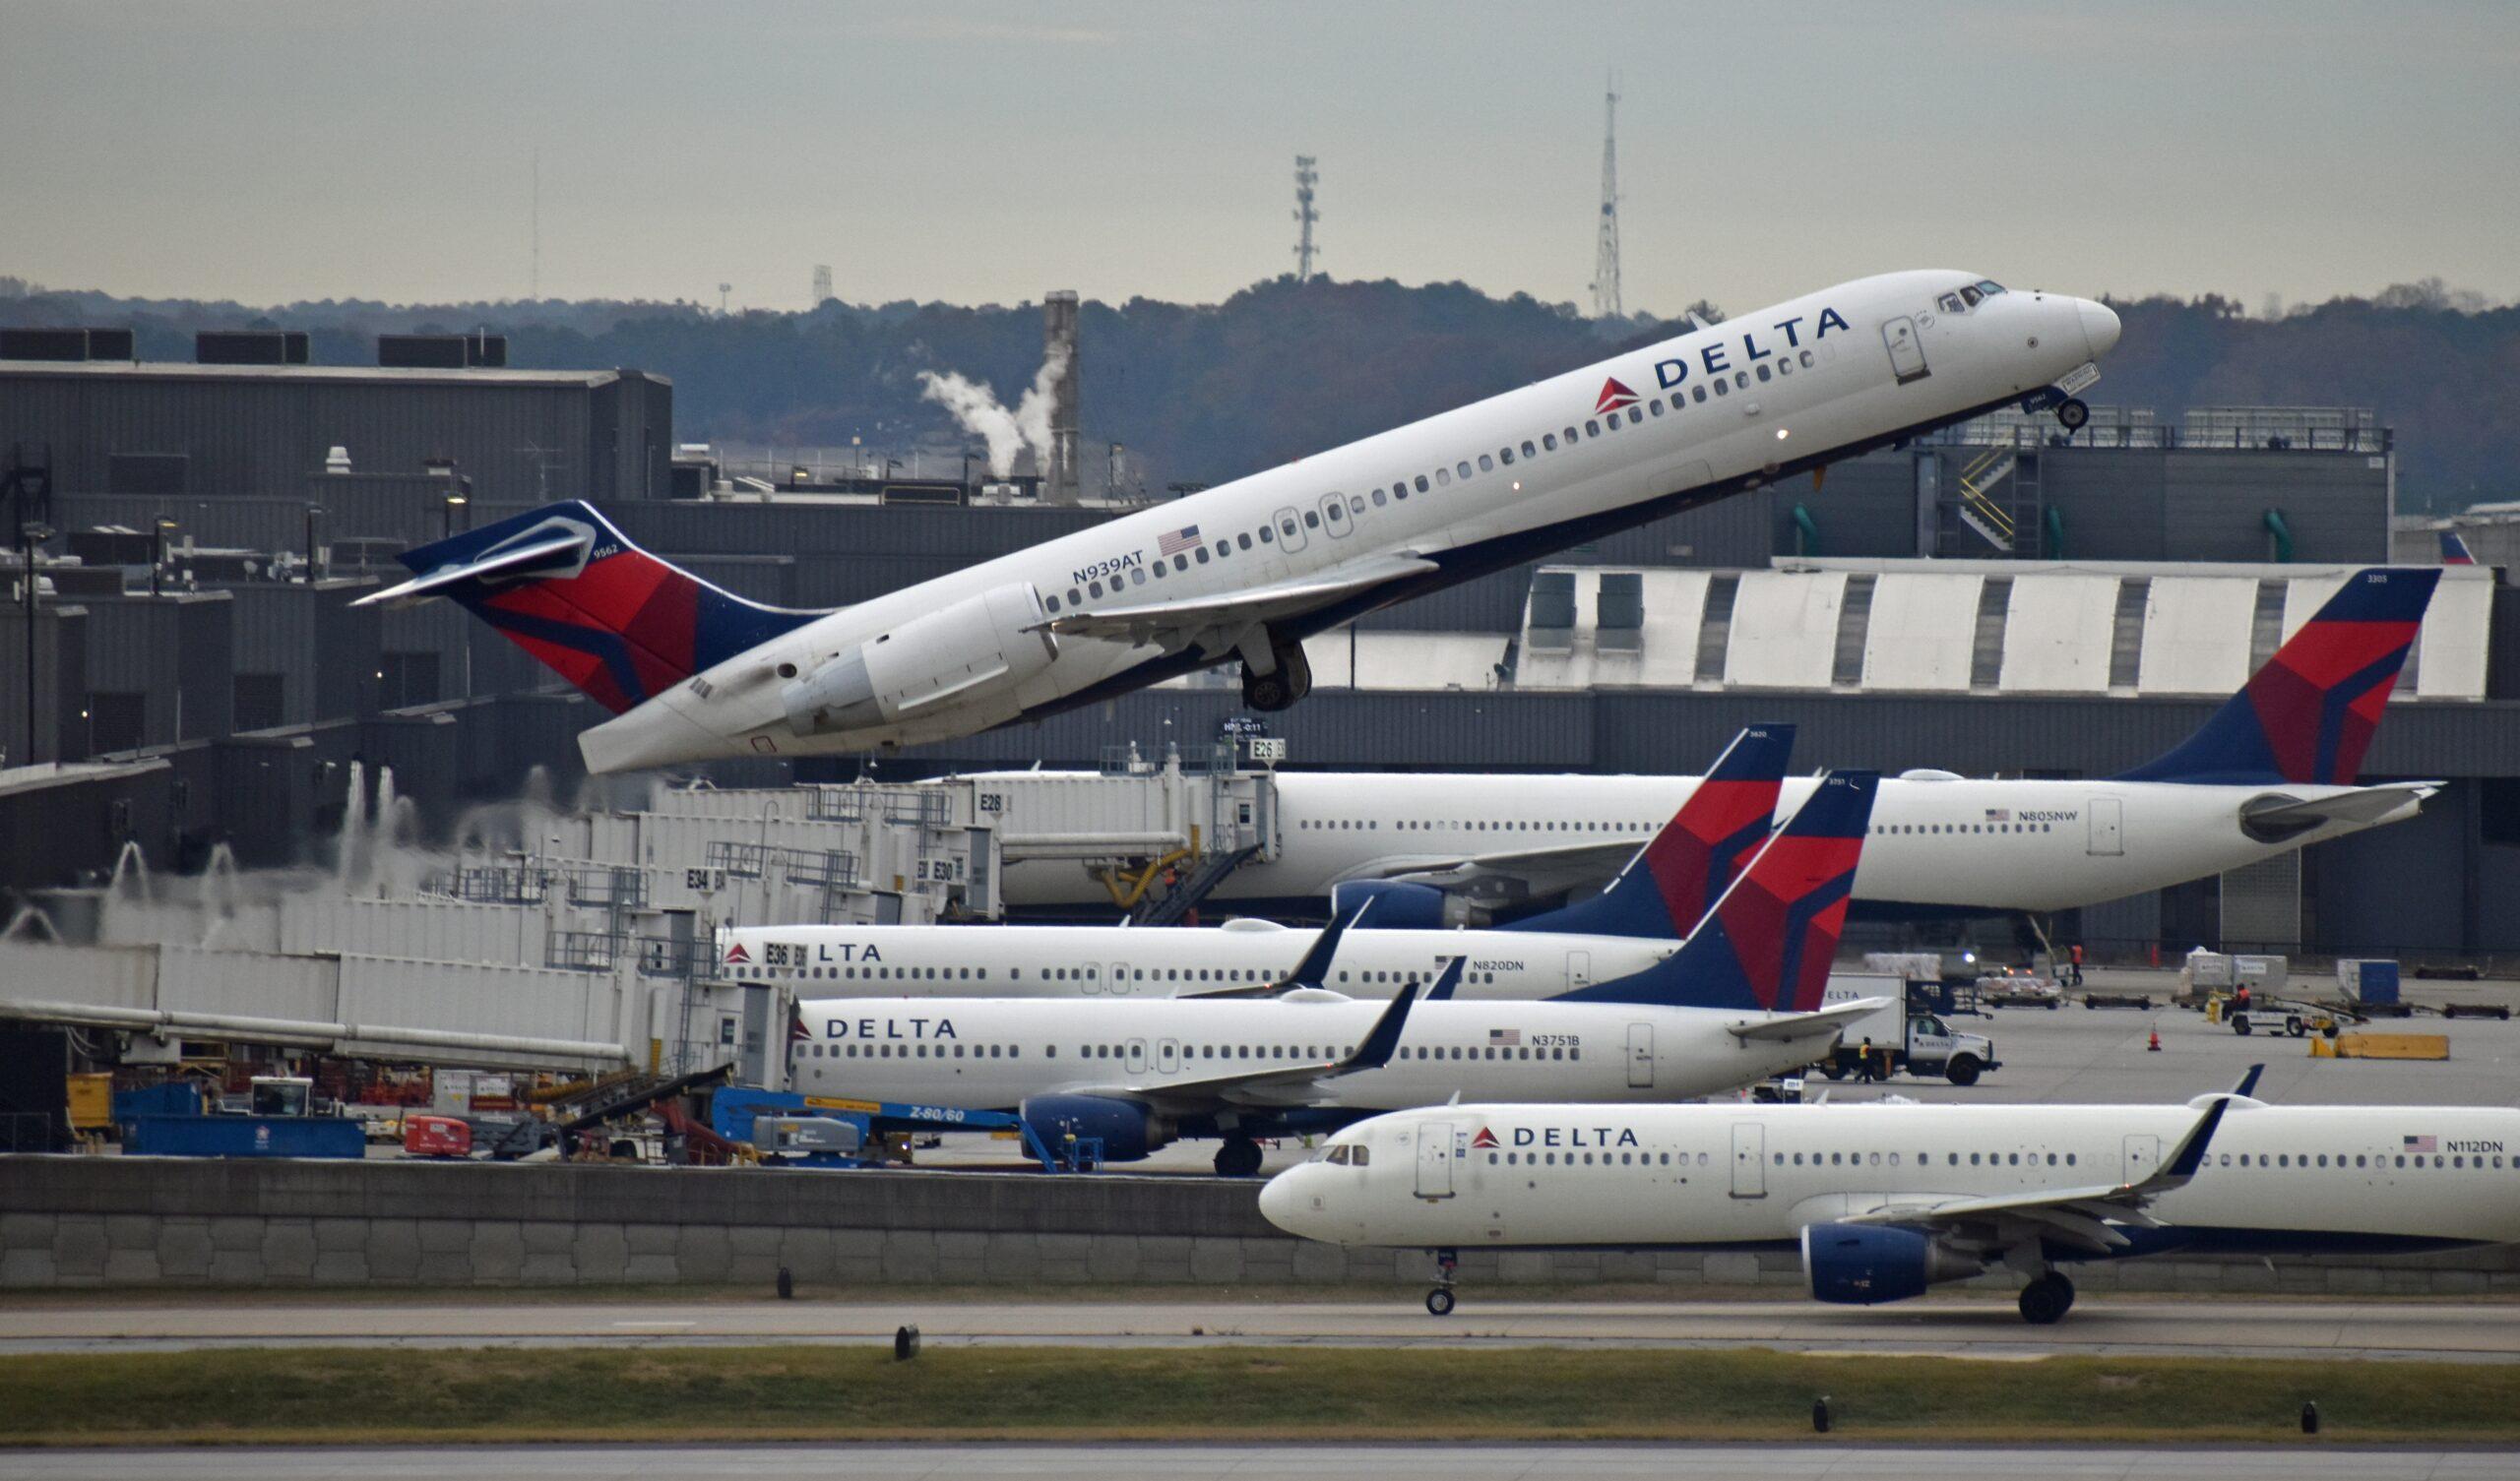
[2147,1025,2163,1052]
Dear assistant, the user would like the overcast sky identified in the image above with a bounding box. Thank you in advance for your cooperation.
[4,1,2513,314]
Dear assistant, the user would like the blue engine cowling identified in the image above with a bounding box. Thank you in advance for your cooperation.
[1800,1222,1981,1305]
[1019,1094,1164,1163]
[1329,880,1450,930]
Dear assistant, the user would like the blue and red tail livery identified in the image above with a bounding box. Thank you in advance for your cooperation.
[2440,530,2476,566]
[1561,770,1876,1013]
[384,501,823,715]
[2117,568,2438,786]
[1507,724,1794,940]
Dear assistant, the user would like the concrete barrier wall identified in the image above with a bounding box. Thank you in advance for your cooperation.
[5,1156,2517,1296]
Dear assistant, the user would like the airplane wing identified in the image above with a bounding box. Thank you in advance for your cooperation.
[1173,898,1371,999]
[1070,984,1418,1112]
[1349,837,1647,897]
[1039,553,1439,652]
[2240,782,2439,837]
[1726,996,1894,1043]
[1838,1097,2232,1255]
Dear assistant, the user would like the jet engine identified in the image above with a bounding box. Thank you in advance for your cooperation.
[1799,1222,1982,1305]
[784,583,1057,736]
[1019,1093,1166,1163]
[1328,880,1451,930]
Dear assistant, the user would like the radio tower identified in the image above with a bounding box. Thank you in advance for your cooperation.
[1590,77,1622,321]
[1292,155,1321,280]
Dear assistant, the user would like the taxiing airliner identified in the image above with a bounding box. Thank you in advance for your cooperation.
[788,771,1885,1175]
[991,567,2445,923]
[1259,1081,2520,1323]
[721,725,1795,1002]
[359,272,2118,771]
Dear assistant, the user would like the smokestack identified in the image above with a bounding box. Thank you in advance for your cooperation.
[1043,290,1080,504]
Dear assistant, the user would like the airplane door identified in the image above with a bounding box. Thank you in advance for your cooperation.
[1111,961,1134,996]
[1125,1038,1149,1076]
[1882,316,1930,385]
[2087,797,2124,857]
[1158,1038,1180,1075]
[1317,491,1354,539]
[2122,1134,2160,1183]
[1731,1122,1767,1198]
[1625,1022,1653,1088]
[1566,950,1594,993]
[1273,505,1308,553]
[1415,1121,1457,1199]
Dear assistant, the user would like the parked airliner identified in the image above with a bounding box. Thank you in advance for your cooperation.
[723,725,1794,1001]
[359,272,2118,771]
[788,771,1885,1175]
[1259,1082,2520,1322]
[993,568,2443,923]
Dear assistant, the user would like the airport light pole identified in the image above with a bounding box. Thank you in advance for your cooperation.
[19,521,51,767]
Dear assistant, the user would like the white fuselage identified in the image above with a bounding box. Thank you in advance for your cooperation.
[724,920,1670,1001]
[587,272,2112,770]
[995,772,2425,915]
[1262,1102,2520,1251]
[788,994,1865,1115]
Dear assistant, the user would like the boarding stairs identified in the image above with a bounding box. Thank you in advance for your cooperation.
[1128,843,1264,926]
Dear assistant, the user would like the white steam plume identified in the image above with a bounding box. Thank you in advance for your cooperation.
[918,342,1071,479]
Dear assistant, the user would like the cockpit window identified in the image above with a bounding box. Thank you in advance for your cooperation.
[1937,293,1963,314]
[1958,285,1983,308]
[1976,280,2005,295]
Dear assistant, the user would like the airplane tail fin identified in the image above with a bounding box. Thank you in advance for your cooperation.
[2440,530,2477,566]
[1557,770,1876,1013]
[353,500,824,714]
[2113,567,2439,786]
[1505,723,1795,940]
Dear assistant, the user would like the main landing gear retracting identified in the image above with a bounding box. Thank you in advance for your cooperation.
[2027,385,2090,432]
[2018,1270,2076,1325]
[1240,635,1313,713]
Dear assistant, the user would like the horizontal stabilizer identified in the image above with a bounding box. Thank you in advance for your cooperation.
[350,527,591,609]
[1726,995,1891,1042]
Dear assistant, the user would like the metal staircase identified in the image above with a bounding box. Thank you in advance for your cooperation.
[1942,447,2044,557]
[1128,842,1263,926]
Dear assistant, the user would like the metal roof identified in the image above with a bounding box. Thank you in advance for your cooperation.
[0,359,650,388]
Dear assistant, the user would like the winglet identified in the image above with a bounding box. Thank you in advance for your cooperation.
[1420,956,1467,1003]
[2159,1096,2232,1184]
[1284,899,1370,990]
[1345,984,1418,1072]
[2232,1063,2265,1099]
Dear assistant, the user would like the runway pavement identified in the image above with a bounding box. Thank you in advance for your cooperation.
[5,1295,2515,1362]
[3,1443,2515,1481]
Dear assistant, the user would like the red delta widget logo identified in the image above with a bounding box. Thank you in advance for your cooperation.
[1594,377,1638,415]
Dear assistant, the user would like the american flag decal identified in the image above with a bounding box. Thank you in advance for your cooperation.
[2405,1135,2437,1153]
[1489,1027,1521,1046]
[1984,808,2011,824]
[1158,525,1202,557]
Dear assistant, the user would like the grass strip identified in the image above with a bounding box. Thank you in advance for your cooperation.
[3,1345,2515,1446]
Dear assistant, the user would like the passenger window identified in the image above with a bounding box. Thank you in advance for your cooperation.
[1777,357,1792,376]
[1479,454,1495,471]
[1044,595,1060,612]
[1562,426,1579,443]
[1456,461,1473,478]
[1324,504,1341,523]
[1415,474,1430,492]
[1692,386,1708,402]
[1521,441,1537,457]
[1435,467,1451,486]
[1089,581,1104,597]
[1370,488,1386,507]
[1069,587,1084,605]
[1349,495,1363,513]
[1498,448,1513,465]
[1195,546,1210,564]
[1756,363,1771,382]
[1543,433,1558,451]
[1734,371,1748,389]
[1239,532,1254,549]
[1585,419,1601,436]
[1800,349,1815,368]
[1648,400,1664,415]
[1626,406,1642,424]
[1712,380,1728,398]
[1130,567,1147,585]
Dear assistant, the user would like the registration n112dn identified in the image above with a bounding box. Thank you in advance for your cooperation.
[357,272,2118,771]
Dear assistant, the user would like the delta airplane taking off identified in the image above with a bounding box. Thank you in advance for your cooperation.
[1260,1080,2520,1323]
[788,771,1886,1175]
[990,567,2445,923]
[720,725,1795,1002]
[358,271,2119,771]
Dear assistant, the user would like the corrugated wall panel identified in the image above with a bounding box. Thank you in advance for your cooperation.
[1997,573,2117,693]
[157,946,338,1021]
[2135,576,2255,694]
[1859,573,1982,692]
[336,956,607,1045]
[1724,572,1845,688]
[0,942,157,1011]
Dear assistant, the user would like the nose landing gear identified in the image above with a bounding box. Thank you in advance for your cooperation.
[2053,397,2090,431]
[1424,1247,1460,1317]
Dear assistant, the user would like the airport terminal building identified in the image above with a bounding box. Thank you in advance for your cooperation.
[4,345,2514,960]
